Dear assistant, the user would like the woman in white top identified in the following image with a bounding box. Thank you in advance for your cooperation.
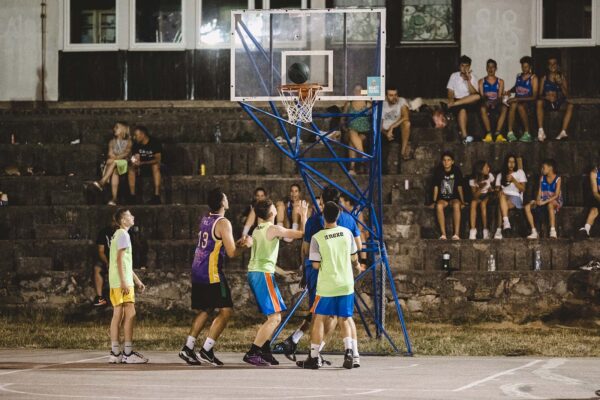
[494,154,527,239]
[93,122,132,205]
[469,161,495,239]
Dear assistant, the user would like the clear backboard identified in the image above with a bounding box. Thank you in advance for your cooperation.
[231,8,386,101]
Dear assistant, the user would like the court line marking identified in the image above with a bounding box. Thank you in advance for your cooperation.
[532,358,582,385]
[452,360,543,392]
[499,383,542,399]
[0,355,108,377]
[389,363,419,369]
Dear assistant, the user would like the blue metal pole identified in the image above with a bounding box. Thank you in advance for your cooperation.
[271,288,308,344]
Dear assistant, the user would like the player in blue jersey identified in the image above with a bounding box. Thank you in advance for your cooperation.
[478,59,507,143]
[179,188,250,366]
[273,186,363,367]
[506,56,539,142]
[536,57,574,141]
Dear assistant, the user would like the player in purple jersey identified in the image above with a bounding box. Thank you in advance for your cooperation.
[179,188,250,366]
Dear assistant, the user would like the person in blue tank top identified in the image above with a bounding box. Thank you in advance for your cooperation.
[179,188,251,367]
[273,186,363,367]
[275,183,304,242]
[506,56,539,143]
[525,159,562,239]
[478,59,508,143]
[536,57,575,142]
[577,158,600,239]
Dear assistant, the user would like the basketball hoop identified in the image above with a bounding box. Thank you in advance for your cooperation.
[278,83,322,124]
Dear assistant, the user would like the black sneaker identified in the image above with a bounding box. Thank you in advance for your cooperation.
[343,349,354,369]
[261,352,279,366]
[93,296,107,307]
[272,337,297,361]
[148,195,161,205]
[178,346,202,365]
[199,348,224,366]
[296,356,321,369]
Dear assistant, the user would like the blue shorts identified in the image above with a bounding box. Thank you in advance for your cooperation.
[247,272,287,315]
[305,264,319,308]
[310,293,354,318]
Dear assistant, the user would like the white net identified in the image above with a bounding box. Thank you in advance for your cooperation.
[278,85,322,124]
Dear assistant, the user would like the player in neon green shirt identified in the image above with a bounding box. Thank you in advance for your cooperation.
[243,199,308,366]
[302,201,359,369]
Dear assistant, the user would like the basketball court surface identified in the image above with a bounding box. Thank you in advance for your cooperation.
[0,350,598,399]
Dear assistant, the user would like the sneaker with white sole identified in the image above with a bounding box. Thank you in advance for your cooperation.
[482,229,490,239]
[462,135,474,144]
[108,351,122,364]
[527,230,539,240]
[494,228,503,239]
[122,351,149,364]
[469,229,477,240]
[537,128,546,142]
[549,228,557,239]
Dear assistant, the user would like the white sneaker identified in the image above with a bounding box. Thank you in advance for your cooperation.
[108,351,122,364]
[537,128,546,142]
[527,230,539,240]
[463,135,474,144]
[494,229,503,239]
[502,220,512,230]
[469,229,477,240]
[122,351,149,364]
[549,228,557,239]
[556,130,568,140]
[482,229,490,239]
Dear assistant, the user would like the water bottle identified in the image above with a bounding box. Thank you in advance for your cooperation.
[534,250,541,271]
[214,123,222,144]
[442,252,451,271]
[487,254,496,272]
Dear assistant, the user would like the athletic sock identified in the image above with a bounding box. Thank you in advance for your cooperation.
[186,335,196,350]
[292,223,299,231]
[585,224,591,234]
[343,337,353,351]
[111,341,120,354]
[202,337,215,352]
[310,343,320,358]
[291,329,304,344]
[249,344,261,355]
[352,339,359,357]
[318,341,325,352]
[124,342,133,356]
[261,340,272,353]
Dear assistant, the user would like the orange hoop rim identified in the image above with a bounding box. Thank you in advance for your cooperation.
[278,83,323,92]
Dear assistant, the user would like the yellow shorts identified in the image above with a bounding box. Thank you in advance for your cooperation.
[110,287,135,306]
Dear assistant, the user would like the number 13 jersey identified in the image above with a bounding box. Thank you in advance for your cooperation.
[192,213,226,284]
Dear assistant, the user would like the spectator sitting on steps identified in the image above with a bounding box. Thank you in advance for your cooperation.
[577,161,600,239]
[344,84,372,176]
[468,160,495,240]
[381,86,412,162]
[525,159,562,239]
[442,55,481,144]
[128,126,162,205]
[276,183,304,243]
[494,154,527,239]
[431,151,465,240]
[93,121,132,206]
[478,59,507,143]
[536,56,575,142]
[506,56,538,143]
[240,187,268,240]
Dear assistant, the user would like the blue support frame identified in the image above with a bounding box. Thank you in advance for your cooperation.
[234,14,412,356]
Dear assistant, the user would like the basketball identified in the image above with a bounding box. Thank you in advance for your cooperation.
[288,62,310,84]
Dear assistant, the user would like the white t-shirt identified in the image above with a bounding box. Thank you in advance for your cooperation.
[495,169,528,199]
[381,98,408,130]
[469,173,495,194]
[447,71,478,99]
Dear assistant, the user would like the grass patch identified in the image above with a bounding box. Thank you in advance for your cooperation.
[1,314,599,356]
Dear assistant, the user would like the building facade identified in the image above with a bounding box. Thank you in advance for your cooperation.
[1,0,599,102]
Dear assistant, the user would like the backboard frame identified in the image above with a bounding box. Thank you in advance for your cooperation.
[230,8,386,102]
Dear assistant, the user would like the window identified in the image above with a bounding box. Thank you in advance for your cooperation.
[401,0,456,44]
[130,0,185,49]
[537,0,598,46]
[198,0,248,47]
[64,0,118,51]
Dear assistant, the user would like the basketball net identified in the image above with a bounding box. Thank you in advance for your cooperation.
[278,84,322,124]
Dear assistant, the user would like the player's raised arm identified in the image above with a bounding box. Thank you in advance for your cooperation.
[269,200,308,240]
[216,218,247,258]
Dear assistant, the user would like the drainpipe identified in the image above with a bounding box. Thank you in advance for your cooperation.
[41,0,47,103]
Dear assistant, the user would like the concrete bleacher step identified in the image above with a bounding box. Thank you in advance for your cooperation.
[35,224,75,239]
[386,238,600,272]
[15,256,54,277]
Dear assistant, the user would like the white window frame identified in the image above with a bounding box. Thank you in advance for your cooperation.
[129,0,187,50]
[63,0,120,51]
[196,0,306,49]
[536,0,598,47]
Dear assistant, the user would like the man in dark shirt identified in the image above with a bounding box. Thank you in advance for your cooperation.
[92,223,117,306]
[431,151,465,240]
[128,126,162,205]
